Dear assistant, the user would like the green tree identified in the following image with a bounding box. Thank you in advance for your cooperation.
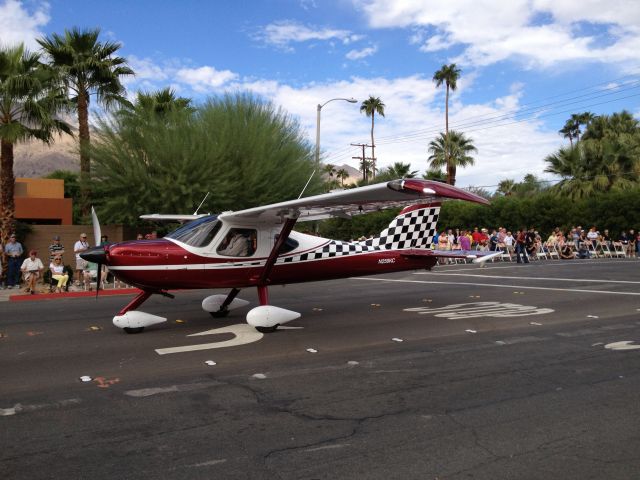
[546,111,640,199]
[0,43,70,273]
[427,130,476,186]
[433,63,461,184]
[336,168,349,187]
[496,178,516,196]
[37,27,134,216]
[360,96,385,179]
[90,92,322,224]
[373,162,418,183]
[422,168,447,182]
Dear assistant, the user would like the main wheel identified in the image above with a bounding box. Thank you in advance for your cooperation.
[210,309,230,318]
[255,324,278,333]
[124,327,145,334]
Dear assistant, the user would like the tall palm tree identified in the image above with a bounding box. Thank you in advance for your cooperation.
[427,130,476,186]
[496,179,516,196]
[384,162,418,179]
[360,96,385,179]
[433,63,461,184]
[0,43,71,265]
[37,27,134,216]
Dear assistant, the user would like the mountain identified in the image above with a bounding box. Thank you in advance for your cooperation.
[14,133,79,178]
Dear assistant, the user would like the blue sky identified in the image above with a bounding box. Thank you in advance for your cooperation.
[2,0,640,189]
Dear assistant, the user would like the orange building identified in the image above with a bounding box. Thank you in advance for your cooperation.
[14,178,73,225]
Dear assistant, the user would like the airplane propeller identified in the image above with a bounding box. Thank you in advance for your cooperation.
[91,207,104,298]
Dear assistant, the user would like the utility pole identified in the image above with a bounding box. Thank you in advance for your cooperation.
[351,143,372,183]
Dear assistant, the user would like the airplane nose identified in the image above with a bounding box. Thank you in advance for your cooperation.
[81,246,107,264]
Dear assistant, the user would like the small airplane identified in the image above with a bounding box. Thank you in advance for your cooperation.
[81,179,500,334]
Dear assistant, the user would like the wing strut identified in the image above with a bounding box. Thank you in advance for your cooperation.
[257,217,298,287]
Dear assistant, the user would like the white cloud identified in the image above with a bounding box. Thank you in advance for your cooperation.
[0,0,49,50]
[175,66,239,92]
[255,20,363,51]
[355,0,640,70]
[345,45,378,60]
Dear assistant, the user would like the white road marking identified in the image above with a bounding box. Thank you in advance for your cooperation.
[305,444,350,452]
[155,324,263,355]
[604,341,640,351]
[420,272,640,285]
[0,398,81,417]
[355,277,640,296]
[125,381,222,397]
[404,302,553,319]
[188,459,227,468]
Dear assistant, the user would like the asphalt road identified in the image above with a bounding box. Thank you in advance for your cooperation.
[1,259,640,479]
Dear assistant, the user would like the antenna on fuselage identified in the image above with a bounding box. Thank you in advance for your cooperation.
[297,170,316,200]
[193,192,210,215]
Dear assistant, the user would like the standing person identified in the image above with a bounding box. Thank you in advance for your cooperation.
[5,234,24,289]
[628,229,636,257]
[48,235,65,264]
[21,250,44,294]
[73,233,90,286]
[458,230,471,250]
[0,237,3,288]
[515,228,530,264]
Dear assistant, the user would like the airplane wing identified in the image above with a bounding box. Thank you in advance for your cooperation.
[219,179,489,224]
[140,214,208,222]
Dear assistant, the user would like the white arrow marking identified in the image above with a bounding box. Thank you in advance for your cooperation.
[155,324,263,355]
[604,341,640,351]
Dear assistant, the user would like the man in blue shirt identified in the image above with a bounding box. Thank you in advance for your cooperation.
[5,234,24,288]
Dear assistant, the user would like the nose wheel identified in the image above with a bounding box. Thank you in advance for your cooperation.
[255,324,279,333]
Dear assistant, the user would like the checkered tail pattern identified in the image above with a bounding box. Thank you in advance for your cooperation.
[281,204,440,264]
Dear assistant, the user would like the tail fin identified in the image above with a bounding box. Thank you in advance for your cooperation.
[362,203,440,250]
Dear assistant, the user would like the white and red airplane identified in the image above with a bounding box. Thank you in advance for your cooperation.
[82,179,499,333]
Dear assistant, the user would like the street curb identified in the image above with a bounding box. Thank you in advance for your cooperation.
[8,288,141,302]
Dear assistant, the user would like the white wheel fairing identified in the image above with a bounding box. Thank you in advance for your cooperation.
[113,311,167,329]
[201,294,250,312]
[246,306,301,328]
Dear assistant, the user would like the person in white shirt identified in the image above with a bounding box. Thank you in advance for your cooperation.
[74,233,90,286]
[21,250,44,294]
[504,231,515,253]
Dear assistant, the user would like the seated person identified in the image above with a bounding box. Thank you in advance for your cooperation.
[83,262,99,291]
[21,250,44,294]
[560,244,575,259]
[217,230,250,257]
[50,256,69,293]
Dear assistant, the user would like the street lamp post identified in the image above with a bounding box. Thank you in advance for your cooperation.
[315,97,358,167]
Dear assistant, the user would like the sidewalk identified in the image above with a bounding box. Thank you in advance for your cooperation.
[0,284,140,302]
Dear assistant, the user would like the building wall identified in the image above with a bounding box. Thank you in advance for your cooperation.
[14,178,72,225]
[21,225,125,267]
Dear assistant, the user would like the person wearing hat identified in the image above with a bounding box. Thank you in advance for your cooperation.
[21,250,44,294]
[48,235,65,264]
[74,233,90,286]
[5,234,24,289]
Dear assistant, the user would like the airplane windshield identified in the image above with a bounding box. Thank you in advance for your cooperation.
[165,215,221,248]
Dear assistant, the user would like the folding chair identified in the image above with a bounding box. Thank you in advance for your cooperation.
[612,242,627,258]
[501,246,514,262]
[546,242,559,260]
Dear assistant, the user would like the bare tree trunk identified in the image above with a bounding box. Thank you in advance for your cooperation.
[445,84,452,185]
[370,112,375,179]
[78,88,91,217]
[1,139,16,282]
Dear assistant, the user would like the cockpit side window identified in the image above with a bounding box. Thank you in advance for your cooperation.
[217,228,257,257]
[166,216,221,248]
[275,234,299,254]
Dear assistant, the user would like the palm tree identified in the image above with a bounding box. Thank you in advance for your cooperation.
[0,43,71,264]
[433,63,461,184]
[360,96,385,179]
[322,163,336,179]
[37,27,134,216]
[422,168,447,183]
[336,168,349,187]
[384,162,418,179]
[427,130,476,186]
[496,179,516,196]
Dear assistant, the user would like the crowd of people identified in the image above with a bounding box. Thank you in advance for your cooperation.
[0,232,129,293]
[434,226,640,263]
